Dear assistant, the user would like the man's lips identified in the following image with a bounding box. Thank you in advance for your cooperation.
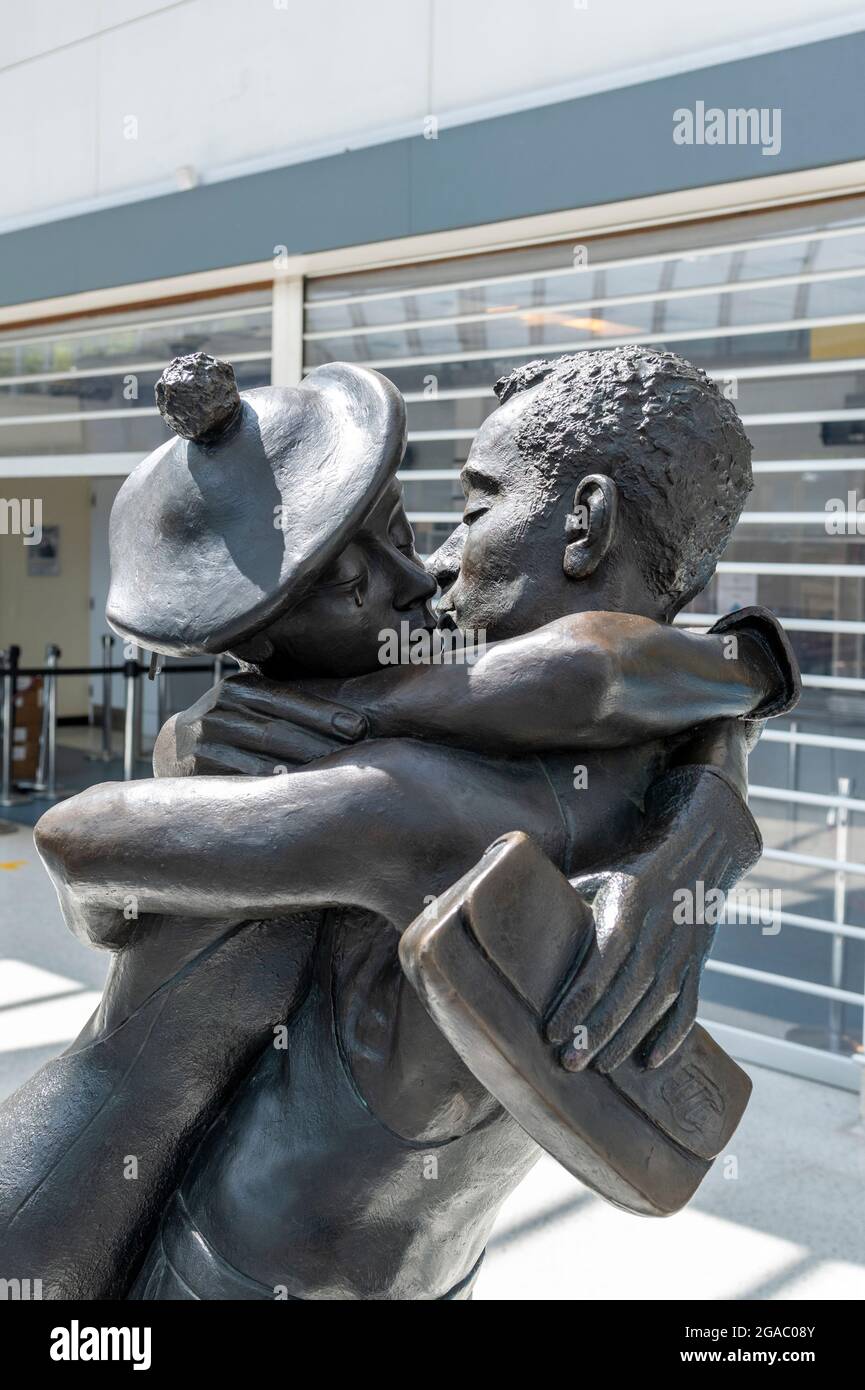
[434,588,459,630]
[436,607,459,631]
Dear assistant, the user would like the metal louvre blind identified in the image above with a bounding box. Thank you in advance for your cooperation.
[0,290,273,462]
[304,196,865,1087]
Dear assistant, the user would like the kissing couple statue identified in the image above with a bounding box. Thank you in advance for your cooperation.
[0,345,797,1300]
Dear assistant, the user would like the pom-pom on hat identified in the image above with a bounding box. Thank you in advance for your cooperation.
[154,352,243,442]
[107,353,406,656]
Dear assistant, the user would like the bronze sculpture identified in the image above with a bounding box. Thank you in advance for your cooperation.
[0,348,798,1299]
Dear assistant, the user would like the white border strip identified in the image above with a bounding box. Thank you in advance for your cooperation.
[751,783,865,813]
[763,728,865,752]
[703,1021,861,1093]
[768,909,865,944]
[679,615,865,634]
[752,460,865,473]
[0,453,142,478]
[705,959,863,1007]
[716,561,865,575]
[762,846,865,875]
[0,408,160,427]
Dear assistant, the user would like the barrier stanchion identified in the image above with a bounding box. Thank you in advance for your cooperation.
[156,662,168,734]
[101,632,114,759]
[87,633,115,762]
[0,650,237,796]
[0,645,31,808]
[123,647,139,781]
[32,644,66,801]
[829,776,851,1053]
[134,651,147,766]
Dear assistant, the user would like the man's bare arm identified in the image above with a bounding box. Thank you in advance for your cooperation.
[332,612,773,750]
[155,611,777,777]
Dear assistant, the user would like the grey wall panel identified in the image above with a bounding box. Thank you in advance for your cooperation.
[1,31,864,310]
[407,33,865,231]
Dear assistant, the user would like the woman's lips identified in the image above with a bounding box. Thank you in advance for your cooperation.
[394,604,437,634]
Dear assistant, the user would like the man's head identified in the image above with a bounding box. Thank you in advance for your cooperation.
[436,347,752,640]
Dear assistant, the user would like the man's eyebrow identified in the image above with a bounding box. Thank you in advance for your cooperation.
[460,462,500,490]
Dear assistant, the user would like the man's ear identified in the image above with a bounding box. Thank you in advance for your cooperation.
[562,473,619,580]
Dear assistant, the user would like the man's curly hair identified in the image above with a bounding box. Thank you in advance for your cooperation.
[494,347,752,615]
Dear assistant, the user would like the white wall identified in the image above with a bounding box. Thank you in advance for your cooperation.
[2,0,864,231]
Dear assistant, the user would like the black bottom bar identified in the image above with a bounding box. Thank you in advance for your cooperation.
[4,1296,855,1372]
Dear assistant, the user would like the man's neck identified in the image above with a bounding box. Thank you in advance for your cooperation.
[488,570,667,643]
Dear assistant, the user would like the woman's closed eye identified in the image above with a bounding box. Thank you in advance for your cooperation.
[318,546,367,591]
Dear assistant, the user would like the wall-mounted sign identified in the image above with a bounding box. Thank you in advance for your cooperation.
[27,524,60,577]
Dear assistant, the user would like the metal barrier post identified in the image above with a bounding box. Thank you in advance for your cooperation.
[787,718,798,814]
[0,646,30,808]
[213,656,224,685]
[134,659,145,764]
[88,634,115,762]
[156,662,168,734]
[828,776,851,1052]
[123,646,139,781]
[33,644,65,799]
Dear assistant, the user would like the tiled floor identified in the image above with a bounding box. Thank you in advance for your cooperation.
[477,1066,865,1300]
[1,814,863,1302]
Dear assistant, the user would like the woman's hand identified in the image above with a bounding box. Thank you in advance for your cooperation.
[153,674,368,777]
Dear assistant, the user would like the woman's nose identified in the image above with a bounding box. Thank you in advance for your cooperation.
[393,550,438,611]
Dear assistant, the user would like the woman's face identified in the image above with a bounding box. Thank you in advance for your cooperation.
[236,483,437,678]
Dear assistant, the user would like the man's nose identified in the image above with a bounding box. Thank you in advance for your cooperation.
[428,523,467,594]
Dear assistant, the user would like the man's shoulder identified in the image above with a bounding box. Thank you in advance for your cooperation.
[705,605,801,720]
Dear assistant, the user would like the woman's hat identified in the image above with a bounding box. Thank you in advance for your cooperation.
[107,353,406,656]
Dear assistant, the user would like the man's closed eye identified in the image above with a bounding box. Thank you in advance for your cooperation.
[463,503,490,525]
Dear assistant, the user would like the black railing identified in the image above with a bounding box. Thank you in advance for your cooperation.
[0,641,233,806]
